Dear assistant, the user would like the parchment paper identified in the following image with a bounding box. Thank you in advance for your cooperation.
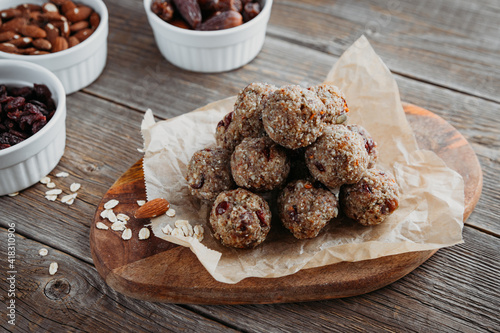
[140,36,465,284]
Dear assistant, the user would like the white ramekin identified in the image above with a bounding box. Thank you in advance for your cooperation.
[0,60,66,196]
[0,0,108,94]
[144,0,273,73]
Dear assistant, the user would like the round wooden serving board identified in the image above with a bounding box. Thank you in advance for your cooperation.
[89,104,482,304]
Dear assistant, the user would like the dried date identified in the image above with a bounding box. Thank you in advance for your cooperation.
[172,0,202,29]
[198,10,243,31]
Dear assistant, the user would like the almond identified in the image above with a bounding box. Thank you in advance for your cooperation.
[45,24,59,44]
[89,12,100,29]
[0,31,17,42]
[65,6,92,23]
[0,43,18,53]
[61,0,77,15]
[134,198,170,219]
[0,9,22,20]
[42,3,59,13]
[0,17,27,33]
[32,38,52,51]
[51,36,68,53]
[19,25,47,38]
[9,36,32,48]
[68,36,79,47]
[73,28,92,42]
[70,20,89,32]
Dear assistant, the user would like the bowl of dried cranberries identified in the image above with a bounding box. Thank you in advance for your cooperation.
[0,59,66,196]
[144,0,273,73]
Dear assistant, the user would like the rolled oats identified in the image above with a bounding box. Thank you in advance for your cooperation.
[45,194,58,201]
[122,228,132,240]
[46,182,57,188]
[116,213,130,222]
[104,199,119,210]
[56,172,69,178]
[162,224,173,235]
[7,192,19,197]
[46,189,62,196]
[40,176,51,184]
[96,222,109,230]
[49,262,58,275]
[38,248,48,256]
[138,227,151,240]
[137,200,146,206]
[111,221,127,231]
[166,208,176,217]
[70,183,81,192]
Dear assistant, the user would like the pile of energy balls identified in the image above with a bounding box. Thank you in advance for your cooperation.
[186,83,400,249]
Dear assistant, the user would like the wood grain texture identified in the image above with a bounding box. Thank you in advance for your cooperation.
[89,104,482,304]
[0,228,239,333]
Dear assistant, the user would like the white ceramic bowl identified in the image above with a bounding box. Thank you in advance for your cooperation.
[0,0,108,94]
[0,60,66,196]
[144,0,273,73]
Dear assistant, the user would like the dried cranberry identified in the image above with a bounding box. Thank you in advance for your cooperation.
[255,209,267,227]
[9,86,32,99]
[190,174,205,189]
[314,161,325,172]
[361,184,372,193]
[288,205,299,222]
[216,201,229,215]
[33,84,52,103]
[381,198,399,214]
[365,138,375,154]
[5,97,25,112]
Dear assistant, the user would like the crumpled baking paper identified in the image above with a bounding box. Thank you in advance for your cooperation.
[140,35,465,284]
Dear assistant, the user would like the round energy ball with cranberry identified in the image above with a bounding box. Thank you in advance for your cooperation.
[186,147,234,202]
[215,82,276,151]
[346,124,378,168]
[340,168,400,226]
[231,136,290,192]
[278,179,338,239]
[262,85,326,149]
[305,125,369,188]
[308,84,349,125]
[209,188,272,248]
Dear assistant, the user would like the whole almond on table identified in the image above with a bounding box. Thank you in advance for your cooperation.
[134,198,170,219]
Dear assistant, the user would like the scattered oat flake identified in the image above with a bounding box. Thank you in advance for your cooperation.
[46,189,62,195]
[111,221,127,231]
[122,228,132,240]
[137,148,144,153]
[70,183,81,192]
[7,192,19,197]
[116,213,130,222]
[96,222,109,230]
[162,224,173,235]
[171,228,185,238]
[194,225,204,236]
[45,195,58,201]
[40,176,51,184]
[100,209,110,219]
[39,248,48,256]
[49,262,58,275]
[166,208,176,217]
[138,227,150,240]
[137,200,146,206]
[104,199,119,210]
[56,172,69,177]
[61,194,77,204]
[46,182,56,188]
[107,210,118,223]
[175,220,189,228]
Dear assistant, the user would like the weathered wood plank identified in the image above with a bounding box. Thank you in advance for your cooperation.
[0,93,144,264]
[0,228,238,333]
[187,226,500,332]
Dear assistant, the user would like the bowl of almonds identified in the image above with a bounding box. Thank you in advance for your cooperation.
[0,0,108,94]
[144,0,273,73]
[0,59,66,196]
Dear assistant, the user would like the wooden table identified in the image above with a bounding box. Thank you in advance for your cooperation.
[1,0,499,331]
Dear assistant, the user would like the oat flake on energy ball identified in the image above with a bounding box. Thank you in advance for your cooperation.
[141,35,464,284]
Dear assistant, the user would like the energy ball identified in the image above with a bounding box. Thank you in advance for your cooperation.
[186,147,234,202]
[305,125,369,188]
[340,168,400,226]
[262,85,326,149]
[278,179,338,239]
[231,137,290,192]
[209,188,272,248]
[215,82,276,151]
[346,124,378,168]
[308,84,349,125]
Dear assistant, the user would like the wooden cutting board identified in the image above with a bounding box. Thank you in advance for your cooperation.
[89,104,482,304]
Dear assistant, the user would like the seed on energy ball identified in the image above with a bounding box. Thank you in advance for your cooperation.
[262,85,326,149]
[215,82,276,151]
[308,84,349,125]
[345,124,378,168]
[305,125,369,188]
[231,136,290,192]
[186,147,234,202]
[209,188,271,249]
[278,179,338,239]
[340,168,399,226]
